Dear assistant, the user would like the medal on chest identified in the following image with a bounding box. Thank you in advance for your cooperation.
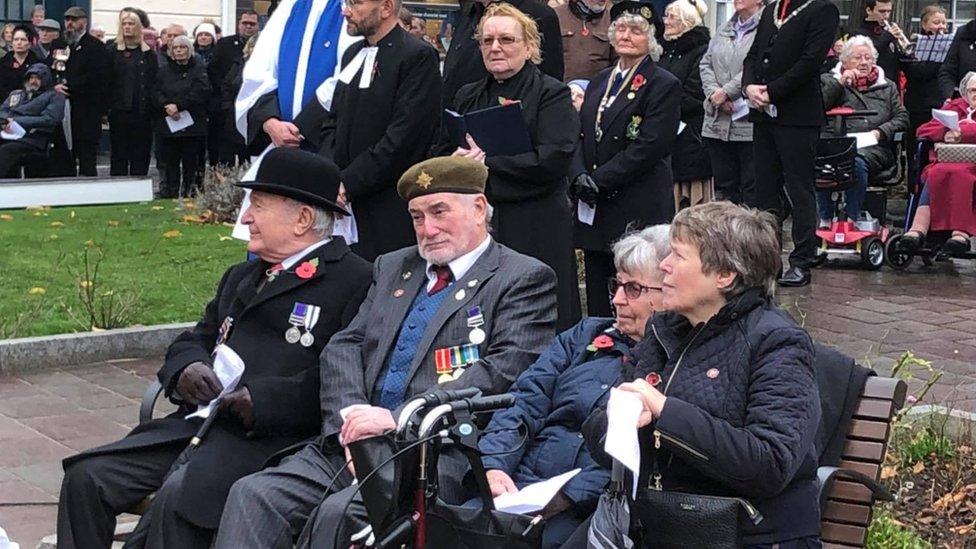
[215,316,234,347]
[285,302,321,347]
[434,343,482,383]
[466,305,486,344]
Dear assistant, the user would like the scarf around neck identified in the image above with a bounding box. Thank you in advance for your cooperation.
[570,0,606,22]
[853,65,880,91]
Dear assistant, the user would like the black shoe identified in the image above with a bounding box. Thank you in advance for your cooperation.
[898,231,924,252]
[944,236,972,256]
[778,266,811,287]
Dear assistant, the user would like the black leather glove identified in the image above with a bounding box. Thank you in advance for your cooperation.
[176,362,223,405]
[571,173,600,206]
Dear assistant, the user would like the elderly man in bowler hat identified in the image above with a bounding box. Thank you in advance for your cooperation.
[56,148,373,549]
[215,156,558,548]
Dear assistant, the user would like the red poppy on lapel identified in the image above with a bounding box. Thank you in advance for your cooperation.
[593,334,614,349]
[645,372,662,387]
[295,259,318,279]
[631,74,646,92]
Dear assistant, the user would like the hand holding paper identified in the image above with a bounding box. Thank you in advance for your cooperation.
[604,388,643,497]
[493,469,581,514]
[186,344,246,420]
[932,108,960,131]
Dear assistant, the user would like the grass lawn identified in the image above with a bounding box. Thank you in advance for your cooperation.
[0,200,246,337]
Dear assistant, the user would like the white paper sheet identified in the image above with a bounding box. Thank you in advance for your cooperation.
[232,146,274,241]
[731,98,750,121]
[932,108,961,131]
[577,201,596,226]
[849,132,879,150]
[186,344,246,420]
[0,526,20,549]
[493,469,581,515]
[1,120,25,140]
[677,121,687,134]
[165,111,195,133]
[332,206,359,244]
[604,388,643,498]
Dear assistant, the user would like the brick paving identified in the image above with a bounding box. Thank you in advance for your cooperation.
[0,259,974,548]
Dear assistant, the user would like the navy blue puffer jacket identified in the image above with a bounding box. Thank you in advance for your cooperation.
[480,318,632,507]
[587,288,820,544]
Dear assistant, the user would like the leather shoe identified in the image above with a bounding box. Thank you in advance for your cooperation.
[778,266,811,287]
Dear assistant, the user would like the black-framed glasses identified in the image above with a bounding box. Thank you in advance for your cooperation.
[608,277,662,300]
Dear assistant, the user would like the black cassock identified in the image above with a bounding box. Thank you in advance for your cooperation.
[309,25,441,261]
[58,239,372,547]
[434,63,581,331]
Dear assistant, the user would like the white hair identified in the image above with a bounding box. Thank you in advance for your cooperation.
[608,14,663,62]
[460,193,494,224]
[612,225,672,277]
[961,71,976,94]
[168,34,195,57]
[311,206,335,238]
[840,35,878,63]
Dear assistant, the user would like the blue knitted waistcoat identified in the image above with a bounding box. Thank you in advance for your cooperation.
[373,284,453,409]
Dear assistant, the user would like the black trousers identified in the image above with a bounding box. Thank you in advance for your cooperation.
[160,136,203,198]
[749,123,820,269]
[206,111,224,167]
[583,249,614,318]
[72,138,99,176]
[0,140,45,177]
[109,110,153,176]
[705,138,755,205]
[57,441,210,549]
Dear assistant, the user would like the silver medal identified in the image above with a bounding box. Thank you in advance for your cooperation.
[469,327,486,345]
[300,331,315,347]
[285,326,302,344]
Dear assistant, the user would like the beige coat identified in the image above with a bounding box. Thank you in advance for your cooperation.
[699,11,762,142]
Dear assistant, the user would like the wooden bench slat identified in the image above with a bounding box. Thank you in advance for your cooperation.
[822,522,868,545]
[828,480,874,503]
[861,377,907,402]
[823,500,872,525]
[847,419,889,442]
[853,398,895,420]
[838,459,880,479]
[842,440,886,462]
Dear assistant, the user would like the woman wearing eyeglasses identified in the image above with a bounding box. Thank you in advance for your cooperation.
[571,0,681,319]
[431,1,581,331]
[477,225,669,549]
[583,202,821,548]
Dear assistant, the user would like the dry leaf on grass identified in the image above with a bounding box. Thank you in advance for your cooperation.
[0,214,12,221]
[49,221,64,228]
[881,465,898,480]
[162,230,182,239]
[28,287,46,295]
[913,461,926,474]
[218,235,233,241]
[151,205,164,211]
[107,220,120,227]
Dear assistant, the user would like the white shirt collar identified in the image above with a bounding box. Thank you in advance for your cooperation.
[280,238,332,270]
[425,236,491,291]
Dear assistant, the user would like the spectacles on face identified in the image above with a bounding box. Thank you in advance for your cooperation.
[608,277,661,300]
[478,34,521,48]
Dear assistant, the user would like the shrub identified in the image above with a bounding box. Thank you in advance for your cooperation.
[194,163,249,224]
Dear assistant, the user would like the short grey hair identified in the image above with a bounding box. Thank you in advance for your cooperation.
[840,35,878,63]
[169,34,194,56]
[286,198,334,237]
[961,71,976,94]
[612,225,671,277]
[671,202,781,298]
[608,14,663,62]
[461,193,494,224]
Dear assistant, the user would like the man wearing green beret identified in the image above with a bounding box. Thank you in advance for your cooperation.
[215,156,558,548]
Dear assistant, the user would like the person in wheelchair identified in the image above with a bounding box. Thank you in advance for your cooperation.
[0,63,63,178]
[817,35,907,226]
[901,70,976,255]
[582,202,820,547]
[476,225,669,549]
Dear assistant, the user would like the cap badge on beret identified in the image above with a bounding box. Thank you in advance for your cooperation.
[640,6,652,19]
[417,170,434,189]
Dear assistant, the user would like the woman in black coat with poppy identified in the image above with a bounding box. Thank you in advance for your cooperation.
[0,26,41,101]
[108,9,158,176]
[659,0,711,210]
[432,1,581,331]
[570,0,681,318]
[154,35,210,198]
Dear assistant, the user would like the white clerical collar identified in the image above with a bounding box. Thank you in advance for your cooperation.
[425,236,491,291]
[281,238,331,269]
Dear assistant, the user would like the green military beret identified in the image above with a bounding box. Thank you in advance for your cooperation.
[397,156,488,201]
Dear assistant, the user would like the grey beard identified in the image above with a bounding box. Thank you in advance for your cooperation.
[64,30,81,44]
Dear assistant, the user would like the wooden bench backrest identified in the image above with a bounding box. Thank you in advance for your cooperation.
[821,376,908,548]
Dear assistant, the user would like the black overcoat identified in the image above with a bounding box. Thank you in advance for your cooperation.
[152,56,211,138]
[108,45,157,115]
[658,25,711,181]
[312,25,441,262]
[63,32,111,141]
[742,0,839,127]
[62,239,372,529]
[0,50,41,100]
[572,57,681,251]
[433,63,581,331]
[937,18,976,100]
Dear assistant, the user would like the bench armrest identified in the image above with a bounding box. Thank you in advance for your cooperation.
[817,465,894,512]
[139,379,164,425]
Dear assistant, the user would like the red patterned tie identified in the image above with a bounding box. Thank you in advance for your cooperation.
[428,265,453,295]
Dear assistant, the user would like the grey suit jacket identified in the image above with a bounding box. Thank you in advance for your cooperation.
[319,239,558,440]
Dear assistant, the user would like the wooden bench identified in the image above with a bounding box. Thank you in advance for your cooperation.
[819,376,908,548]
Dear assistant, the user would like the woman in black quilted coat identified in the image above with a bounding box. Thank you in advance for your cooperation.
[583,201,821,547]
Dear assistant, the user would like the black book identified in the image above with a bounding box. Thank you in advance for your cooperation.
[443,101,533,157]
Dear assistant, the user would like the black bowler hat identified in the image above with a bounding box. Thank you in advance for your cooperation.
[610,0,659,26]
[236,148,350,216]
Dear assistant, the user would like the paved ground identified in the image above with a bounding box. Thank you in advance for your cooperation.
[0,257,974,548]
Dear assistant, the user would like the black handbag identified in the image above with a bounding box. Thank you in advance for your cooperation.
[630,430,763,549]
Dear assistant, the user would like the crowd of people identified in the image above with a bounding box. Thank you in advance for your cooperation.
[15,0,976,546]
